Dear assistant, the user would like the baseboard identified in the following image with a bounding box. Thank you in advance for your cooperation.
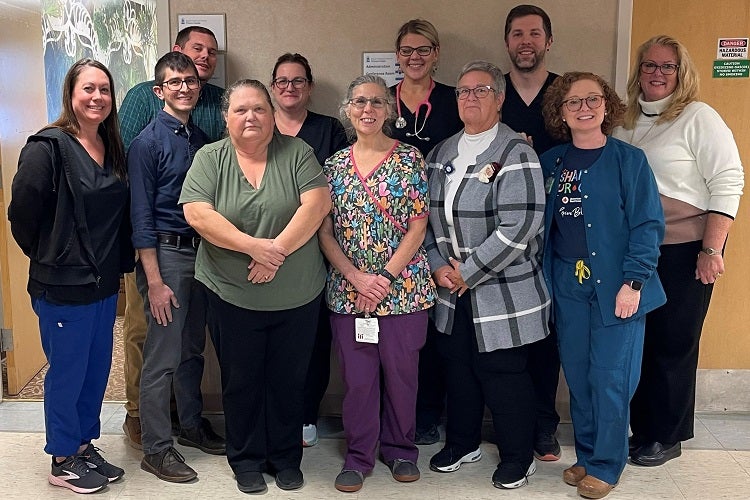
[317,368,750,421]
[695,368,750,412]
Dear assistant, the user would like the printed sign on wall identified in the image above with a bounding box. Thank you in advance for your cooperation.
[714,38,749,78]
[717,38,749,59]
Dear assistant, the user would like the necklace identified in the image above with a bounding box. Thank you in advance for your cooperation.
[395,79,435,142]
[629,121,658,148]
[629,108,661,147]
[629,107,663,147]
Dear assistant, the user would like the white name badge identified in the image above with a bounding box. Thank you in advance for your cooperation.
[355,317,379,344]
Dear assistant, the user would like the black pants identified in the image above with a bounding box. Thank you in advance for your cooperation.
[415,321,446,430]
[630,240,713,443]
[303,300,332,424]
[436,293,535,468]
[527,325,561,436]
[205,287,321,474]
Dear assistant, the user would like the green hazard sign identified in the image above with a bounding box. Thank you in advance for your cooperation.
[713,60,750,78]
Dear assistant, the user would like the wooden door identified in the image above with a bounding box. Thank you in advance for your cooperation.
[1,178,47,395]
[630,0,750,368]
[0,3,49,395]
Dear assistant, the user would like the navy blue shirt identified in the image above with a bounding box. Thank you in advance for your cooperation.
[128,110,208,248]
[295,110,349,165]
[502,72,561,155]
[551,145,603,258]
[389,80,463,157]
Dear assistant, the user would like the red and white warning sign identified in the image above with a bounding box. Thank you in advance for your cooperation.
[717,38,748,59]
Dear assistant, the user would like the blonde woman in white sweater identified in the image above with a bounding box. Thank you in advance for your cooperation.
[613,34,744,467]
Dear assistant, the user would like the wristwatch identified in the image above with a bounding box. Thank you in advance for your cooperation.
[379,269,396,283]
[624,280,643,291]
[701,247,721,256]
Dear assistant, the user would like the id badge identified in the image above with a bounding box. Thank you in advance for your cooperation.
[355,316,379,344]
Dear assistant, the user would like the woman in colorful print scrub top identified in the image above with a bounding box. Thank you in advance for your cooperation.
[318,74,435,493]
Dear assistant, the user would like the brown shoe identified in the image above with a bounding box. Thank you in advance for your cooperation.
[577,474,615,499]
[122,415,142,450]
[563,465,586,486]
[141,447,197,483]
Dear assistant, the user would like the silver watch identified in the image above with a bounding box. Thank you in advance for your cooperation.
[701,247,721,256]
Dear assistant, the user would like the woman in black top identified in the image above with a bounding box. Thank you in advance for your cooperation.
[270,52,349,448]
[389,19,463,446]
[9,58,133,494]
[390,19,462,157]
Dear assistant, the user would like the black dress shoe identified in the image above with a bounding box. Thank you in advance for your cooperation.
[628,434,647,456]
[630,441,681,466]
[177,417,226,455]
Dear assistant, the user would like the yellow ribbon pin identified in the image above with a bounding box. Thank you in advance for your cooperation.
[575,260,591,284]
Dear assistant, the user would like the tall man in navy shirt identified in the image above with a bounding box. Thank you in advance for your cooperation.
[501,4,563,462]
[128,52,224,483]
[119,26,224,450]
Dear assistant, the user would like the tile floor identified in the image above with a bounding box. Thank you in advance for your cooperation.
[1,401,749,499]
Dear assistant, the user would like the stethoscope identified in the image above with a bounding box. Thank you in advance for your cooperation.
[394,78,434,142]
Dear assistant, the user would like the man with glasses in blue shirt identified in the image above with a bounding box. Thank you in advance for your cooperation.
[119,26,224,452]
[129,51,224,483]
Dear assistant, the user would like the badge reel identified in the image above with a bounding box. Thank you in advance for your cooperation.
[355,312,379,344]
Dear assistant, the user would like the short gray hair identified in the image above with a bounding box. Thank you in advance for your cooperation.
[456,60,505,95]
[338,74,396,142]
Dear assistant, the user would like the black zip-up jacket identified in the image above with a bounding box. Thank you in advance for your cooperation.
[8,128,134,297]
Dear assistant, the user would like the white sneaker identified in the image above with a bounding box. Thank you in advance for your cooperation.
[302,424,319,447]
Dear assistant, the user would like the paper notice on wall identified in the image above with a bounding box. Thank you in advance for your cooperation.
[363,52,401,87]
[177,14,227,51]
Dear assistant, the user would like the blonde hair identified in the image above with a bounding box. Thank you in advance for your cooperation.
[395,19,440,49]
[623,35,699,129]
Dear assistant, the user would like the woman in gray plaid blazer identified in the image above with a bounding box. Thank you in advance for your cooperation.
[423,60,551,490]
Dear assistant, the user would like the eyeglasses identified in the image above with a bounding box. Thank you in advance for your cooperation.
[562,94,604,112]
[272,77,309,89]
[162,77,200,91]
[455,86,496,100]
[640,62,679,75]
[398,45,434,57]
[348,97,389,109]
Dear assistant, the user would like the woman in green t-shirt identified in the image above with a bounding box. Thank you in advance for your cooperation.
[180,79,331,495]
